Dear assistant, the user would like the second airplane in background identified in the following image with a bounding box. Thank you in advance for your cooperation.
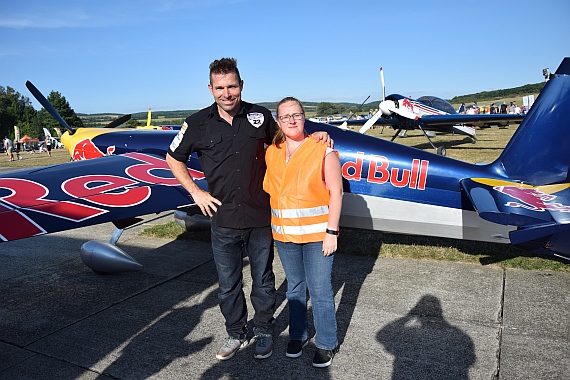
[322,67,525,156]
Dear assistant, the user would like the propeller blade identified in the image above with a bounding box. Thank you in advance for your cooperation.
[26,81,75,134]
[104,114,132,128]
[358,109,383,134]
[380,67,385,101]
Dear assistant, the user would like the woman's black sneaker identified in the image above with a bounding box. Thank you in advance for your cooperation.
[286,339,309,358]
[312,346,339,368]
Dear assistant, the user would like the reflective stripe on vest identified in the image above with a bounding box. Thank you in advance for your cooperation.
[270,205,329,237]
[271,205,329,219]
[271,222,328,236]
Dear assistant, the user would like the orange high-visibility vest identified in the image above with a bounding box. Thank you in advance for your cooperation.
[264,138,335,243]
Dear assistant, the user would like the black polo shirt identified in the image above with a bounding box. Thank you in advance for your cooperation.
[168,101,276,229]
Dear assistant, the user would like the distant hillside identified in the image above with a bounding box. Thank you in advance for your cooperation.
[450,82,545,104]
[80,82,546,124]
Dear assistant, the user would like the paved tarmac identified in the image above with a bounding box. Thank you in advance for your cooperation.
[1,212,568,380]
[0,159,568,379]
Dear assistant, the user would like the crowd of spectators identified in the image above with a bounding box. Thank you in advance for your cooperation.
[457,100,526,115]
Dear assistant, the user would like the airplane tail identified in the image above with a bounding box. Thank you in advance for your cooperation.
[494,57,570,186]
[461,57,570,260]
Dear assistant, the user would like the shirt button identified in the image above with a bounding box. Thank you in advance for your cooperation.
[237,169,240,172]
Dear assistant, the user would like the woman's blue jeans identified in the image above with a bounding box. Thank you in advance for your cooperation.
[275,241,338,350]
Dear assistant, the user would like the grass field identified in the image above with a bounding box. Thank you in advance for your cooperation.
[3,127,567,272]
[1,147,72,168]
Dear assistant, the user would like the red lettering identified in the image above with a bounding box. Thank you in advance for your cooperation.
[367,155,390,184]
[390,167,411,188]
[409,159,420,189]
[417,160,429,190]
[0,178,107,240]
[342,152,363,180]
[0,178,107,220]
[62,175,150,207]
[124,152,205,183]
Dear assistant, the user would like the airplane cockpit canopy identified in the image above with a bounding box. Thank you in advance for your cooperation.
[417,96,457,114]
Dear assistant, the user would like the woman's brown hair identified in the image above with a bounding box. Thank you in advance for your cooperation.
[273,96,305,147]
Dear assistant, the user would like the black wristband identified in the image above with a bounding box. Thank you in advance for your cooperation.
[326,228,339,236]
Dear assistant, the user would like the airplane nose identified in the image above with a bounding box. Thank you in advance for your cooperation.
[380,100,396,116]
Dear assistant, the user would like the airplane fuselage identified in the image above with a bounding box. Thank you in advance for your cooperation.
[57,120,514,245]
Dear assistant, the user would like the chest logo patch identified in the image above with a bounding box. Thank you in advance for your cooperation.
[247,112,264,128]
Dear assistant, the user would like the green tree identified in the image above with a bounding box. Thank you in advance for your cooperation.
[316,102,346,116]
[126,118,140,128]
[0,86,36,139]
[35,91,84,138]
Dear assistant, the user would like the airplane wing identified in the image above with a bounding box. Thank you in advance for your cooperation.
[461,178,570,258]
[421,113,524,128]
[0,152,205,242]
[358,113,521,129]
[329,113,523,137]
[327,118,391,127]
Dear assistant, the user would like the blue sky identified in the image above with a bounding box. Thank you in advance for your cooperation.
[1,0,569,114]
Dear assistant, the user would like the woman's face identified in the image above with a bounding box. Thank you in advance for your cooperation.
[277,101,305,140]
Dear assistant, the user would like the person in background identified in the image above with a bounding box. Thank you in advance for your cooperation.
[264,96,343,368]
[4,137,14,161]
[45,135,52,157]
[13,138,21,160]
[500,102,508,114]
[458,102,466,114]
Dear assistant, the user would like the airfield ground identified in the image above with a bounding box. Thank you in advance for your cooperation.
[0,126,568,378]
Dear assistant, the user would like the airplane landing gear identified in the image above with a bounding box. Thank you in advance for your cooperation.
[436,146,446,156]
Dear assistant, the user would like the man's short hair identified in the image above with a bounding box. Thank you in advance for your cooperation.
[209,57,241,84]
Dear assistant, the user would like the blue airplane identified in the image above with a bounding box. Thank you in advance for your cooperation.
[0,58,568,273]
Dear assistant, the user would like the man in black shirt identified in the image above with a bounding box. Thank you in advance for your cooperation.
[167,58,330,361]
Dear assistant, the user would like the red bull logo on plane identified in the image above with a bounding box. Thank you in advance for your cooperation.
[72,138,114,161]
[342,152,429,190]
[494,186,570,212]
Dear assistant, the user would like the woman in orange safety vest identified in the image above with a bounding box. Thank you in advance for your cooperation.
[263,97,343,368]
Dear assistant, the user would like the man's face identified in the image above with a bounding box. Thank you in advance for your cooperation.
[208,72,243,116]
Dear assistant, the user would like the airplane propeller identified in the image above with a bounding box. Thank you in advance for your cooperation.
[380,66,386,101]
[339,95,370,129]
[359,67,419,134]
[104,113,132,128]
[26,81,132,132]
[26,81,76,135]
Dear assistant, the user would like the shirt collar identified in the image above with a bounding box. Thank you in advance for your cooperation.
[208,101,247,119]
